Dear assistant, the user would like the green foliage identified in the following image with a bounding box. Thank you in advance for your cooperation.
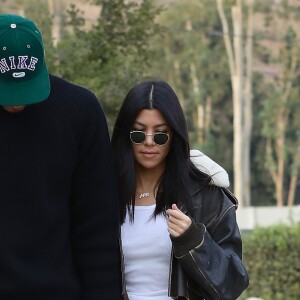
[1,0,299,205]
[255,0,300,205]
[22,0,57,72]
[0,0,57,72]
[250,73,276,205]
[149,0,233,173]
[240,223,300,300]
[56,0,163,131]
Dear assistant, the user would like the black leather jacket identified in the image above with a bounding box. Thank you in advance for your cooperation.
[169,178,249,300]
[122,178,249,300]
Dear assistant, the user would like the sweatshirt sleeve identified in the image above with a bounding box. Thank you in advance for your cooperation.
[170,188,249,300]
[70,93,122,300]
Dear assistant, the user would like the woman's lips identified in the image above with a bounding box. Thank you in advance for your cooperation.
[141,151,158,158]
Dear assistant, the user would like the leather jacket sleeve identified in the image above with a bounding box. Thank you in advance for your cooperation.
[170,186,249,300]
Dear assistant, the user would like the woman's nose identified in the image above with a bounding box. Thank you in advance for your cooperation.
[144,133,155,145]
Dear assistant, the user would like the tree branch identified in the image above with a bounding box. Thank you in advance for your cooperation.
[216,0,235,76]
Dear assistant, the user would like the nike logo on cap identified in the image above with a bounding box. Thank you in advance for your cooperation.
[13,72,26,78]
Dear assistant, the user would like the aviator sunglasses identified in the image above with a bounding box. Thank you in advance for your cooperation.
[130,131,169,146]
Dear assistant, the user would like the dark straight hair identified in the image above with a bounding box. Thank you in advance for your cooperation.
[111,80,210,223]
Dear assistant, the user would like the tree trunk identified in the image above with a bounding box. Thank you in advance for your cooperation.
[205,96,212,137]
[273,44,297,206]
[190,63,203,144]
[197,104,204,144]
[275,118,285,206]
[232,4,244,206]
[217,0,249,207]
[48,0,63,46]
[242,0,254,207]
[173,60,184,108]
[287,174,298,207]
[287,146,300,206]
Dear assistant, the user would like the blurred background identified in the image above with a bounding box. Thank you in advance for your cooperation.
[1,1,299,298]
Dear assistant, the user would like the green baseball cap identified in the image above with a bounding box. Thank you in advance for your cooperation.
[0,14,50,106]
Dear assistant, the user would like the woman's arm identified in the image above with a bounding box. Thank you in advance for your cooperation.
[169,188,249,300]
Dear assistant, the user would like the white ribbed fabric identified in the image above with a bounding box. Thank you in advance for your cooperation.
[121,204,172,300]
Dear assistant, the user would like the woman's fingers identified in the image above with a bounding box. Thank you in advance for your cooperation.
[167,204,192,237]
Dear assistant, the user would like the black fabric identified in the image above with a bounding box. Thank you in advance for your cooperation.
[171,221,205,258]
[169,184,249,300]
[0,75,122,299]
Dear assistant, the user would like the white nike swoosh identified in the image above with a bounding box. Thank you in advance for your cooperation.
[13,72,26,78]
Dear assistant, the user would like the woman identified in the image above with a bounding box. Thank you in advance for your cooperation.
[111,80,249,300]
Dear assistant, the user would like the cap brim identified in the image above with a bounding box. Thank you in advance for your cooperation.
[0,64,50,106]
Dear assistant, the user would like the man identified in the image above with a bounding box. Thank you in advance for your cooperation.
[0,14,122,299]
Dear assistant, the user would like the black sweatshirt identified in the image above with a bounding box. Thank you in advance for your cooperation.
[0,75,122,299]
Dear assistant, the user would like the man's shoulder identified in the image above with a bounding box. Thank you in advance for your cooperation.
[49,74,98,102]
[42,75,104,126]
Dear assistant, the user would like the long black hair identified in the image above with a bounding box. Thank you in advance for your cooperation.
[111,80,210,223]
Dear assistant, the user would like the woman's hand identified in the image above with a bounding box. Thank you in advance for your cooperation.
[166,204,192,237]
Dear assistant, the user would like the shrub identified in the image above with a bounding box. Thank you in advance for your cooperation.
[239,223,300,300]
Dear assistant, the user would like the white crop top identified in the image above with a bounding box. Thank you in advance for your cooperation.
[121,204,172,300]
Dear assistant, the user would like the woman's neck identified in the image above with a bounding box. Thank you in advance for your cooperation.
[135,165,165,206]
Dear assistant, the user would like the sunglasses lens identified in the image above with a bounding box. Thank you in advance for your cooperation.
[154,133,169,145]
[130,131,145,144]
